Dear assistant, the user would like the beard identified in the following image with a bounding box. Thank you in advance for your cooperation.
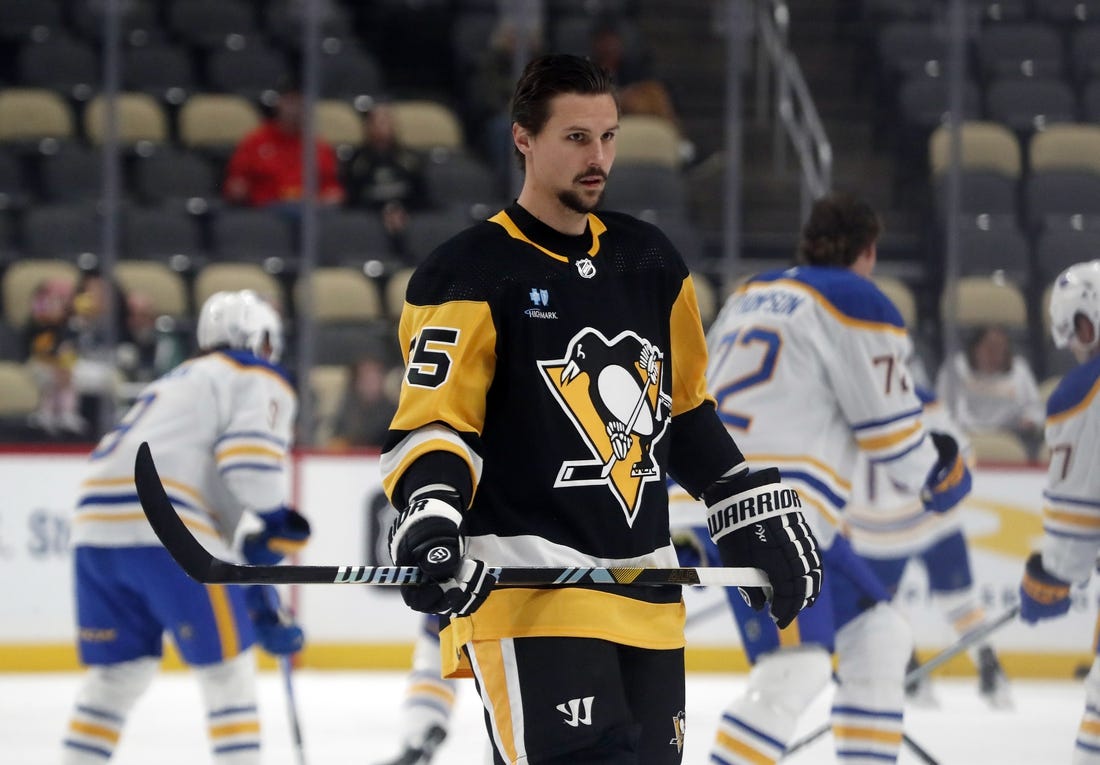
[558,187,604,214]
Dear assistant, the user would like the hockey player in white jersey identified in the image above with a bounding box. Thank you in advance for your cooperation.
[62,289,311,764]
[687,192,972,764]
[1018,260,1100,764]
[847,386,1012,709]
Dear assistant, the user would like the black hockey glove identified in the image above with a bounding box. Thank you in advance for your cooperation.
[388,488,496,617]
[921,431,972,513]
[704,467,822,629]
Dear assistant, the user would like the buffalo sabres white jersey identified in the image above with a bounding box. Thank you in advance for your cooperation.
[70,349,297,554]
[706,266,941,546]
[1039,355,1100,584]
[847,390,970,559]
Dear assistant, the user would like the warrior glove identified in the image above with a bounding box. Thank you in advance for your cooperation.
[921,431,972,513]
[245,584,304,655]
[704,467,822,629]
[1019,552,1072,624]
[242,506,311,566]
[388,488,496,617]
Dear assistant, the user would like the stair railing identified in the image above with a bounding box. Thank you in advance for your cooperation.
[753,0,832,219]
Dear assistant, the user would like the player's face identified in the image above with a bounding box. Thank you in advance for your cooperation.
[521,93,619,214]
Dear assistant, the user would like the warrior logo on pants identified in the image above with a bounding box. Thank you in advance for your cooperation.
[538,327,670,526]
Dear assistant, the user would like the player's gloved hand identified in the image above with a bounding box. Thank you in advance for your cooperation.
[704,467,822,629]
[245,585,304,655]
[921,431,972,513]
[242,506,311,565]
[1019,552,1072,624]
[388,488,496,617]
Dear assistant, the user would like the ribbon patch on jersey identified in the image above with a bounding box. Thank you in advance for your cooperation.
[538,327,671,527]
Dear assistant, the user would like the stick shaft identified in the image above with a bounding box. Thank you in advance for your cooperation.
[279,656,307,765]
[134,441,768,588]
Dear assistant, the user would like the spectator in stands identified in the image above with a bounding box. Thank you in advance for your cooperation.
[116,292,188,384]
[343,101,429,257]
[223,75,345,212]
[69,271,136,436]
[935,324,1045,458]
[326,349,399,450]
[24,277,84,437]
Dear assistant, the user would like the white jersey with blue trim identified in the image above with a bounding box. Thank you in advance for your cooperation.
[846,390,970,558]
[70,349,297,552]
[1039,355,1100,584]
[705,265,941,546]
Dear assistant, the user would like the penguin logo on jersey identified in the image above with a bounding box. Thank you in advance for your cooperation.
[538,328,671,526]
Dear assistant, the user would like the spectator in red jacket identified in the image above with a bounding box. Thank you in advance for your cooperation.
[223,76,345,209]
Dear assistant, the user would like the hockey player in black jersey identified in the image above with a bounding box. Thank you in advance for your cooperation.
[380,53,823,764]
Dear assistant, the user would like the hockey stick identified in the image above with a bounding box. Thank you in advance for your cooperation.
[134,442,768,588]
[279,656,307,765]
[783,605,1020,759]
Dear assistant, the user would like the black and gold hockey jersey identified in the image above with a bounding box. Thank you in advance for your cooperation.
[381,203,744,676]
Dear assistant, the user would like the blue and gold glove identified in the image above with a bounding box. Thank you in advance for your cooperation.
[243,506,311,565]
[1019,552,1072,624]
[921,431,972,513]
[245,585,304,655]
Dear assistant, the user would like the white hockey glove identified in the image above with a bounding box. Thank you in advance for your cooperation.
[388,487,496,617]
[704,467,823,629]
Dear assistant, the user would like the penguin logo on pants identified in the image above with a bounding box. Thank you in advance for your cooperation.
[538,327,671,526]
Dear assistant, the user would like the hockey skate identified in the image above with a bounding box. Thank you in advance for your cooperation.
[977,645,1013,710]
[373,725,447,765]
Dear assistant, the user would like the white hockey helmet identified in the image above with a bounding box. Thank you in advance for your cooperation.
[197,290,284,362]
[1049,260,1100,351]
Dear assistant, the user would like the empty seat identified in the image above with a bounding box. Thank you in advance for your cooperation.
[616,115,682,168]
[131,147,220,211]
[263,0,355,52]
[315,100,362,155]
[204,44,289,103]
[602,164,688,220]
[929,121,1021,178]
[23,203,100,258]
[177,94,262,155]
[1024,171,1100,232]
[390,100,464,151]
[318,44,385,102]
[898,75,981,132]
[1035,227,1100,284]
[2,259,79,327]
[316,209,391,264]
[294,267,382,322]
[70,0,160,47]
[0,88,74,148]
[874,275,918,329]
[877,20,950,79]
[384,266,414,319]
[660,218,706,268]
[123,206,205,267]
[1036,0,1100,25]
[1029,124,1100,174]
[312,321,389,366]
[954,221,1031,281]
[932,170,1018,219]
[122,44,196,106]
[210,207,296,263]
[167,0,258,50]
[423,151,502,209]
[17,35,99,101]
[967,0,1029,21]
[1072,25,1100,83]
[309,363,351,445]
[84,92,169,147]
[975,22,1063,80]
[193,262,283,314]
[0,361,40,418]
[984,78,1077,134]
[940,275,1028,330]
[114,260,189,318]
[692,273,718,327]
[37,145,104,203]
[0,0,62,43]
[404,208,471,261]
[0,148,29,211]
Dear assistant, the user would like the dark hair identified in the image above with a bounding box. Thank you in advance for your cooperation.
[510,53,618,168]
[965,324,1013,374]
[797,191,883,267]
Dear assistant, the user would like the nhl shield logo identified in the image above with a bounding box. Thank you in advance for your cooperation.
[537,327,671,526]
[575,258,597,279]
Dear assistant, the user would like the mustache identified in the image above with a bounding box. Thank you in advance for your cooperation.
[574,169,607,182]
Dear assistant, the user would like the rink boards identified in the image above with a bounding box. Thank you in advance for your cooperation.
[0,449,1094,677]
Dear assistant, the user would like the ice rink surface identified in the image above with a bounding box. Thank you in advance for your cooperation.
[2,669,1084,764]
